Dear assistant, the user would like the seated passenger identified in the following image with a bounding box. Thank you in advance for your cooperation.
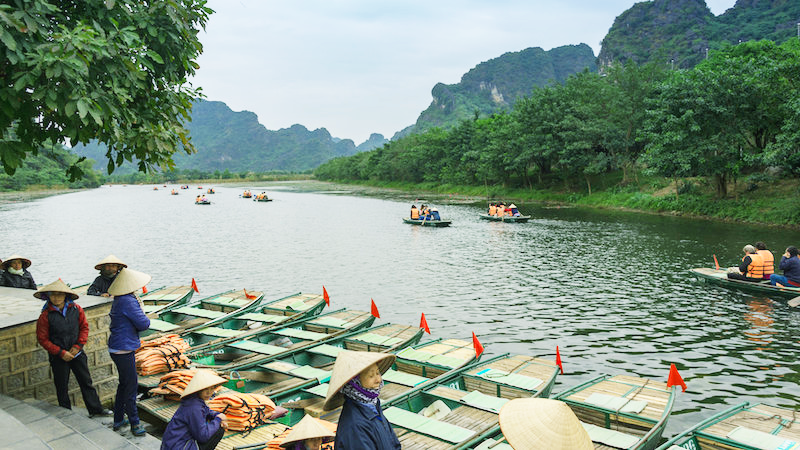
[430,208,441,221]
[278,415,334,450]
[509,203,520,216]
[496,204,505,217]
[727,245,767,283]
[410,205,419,220]
[770,246,800,287]
[754,241,774,280]
[0,254,36,289]
[488,203,497,216]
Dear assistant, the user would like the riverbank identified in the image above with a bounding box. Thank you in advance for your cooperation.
[324,175,800,228]
[0,187,76,204]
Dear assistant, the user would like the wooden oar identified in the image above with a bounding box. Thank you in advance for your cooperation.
[787,296,800,307]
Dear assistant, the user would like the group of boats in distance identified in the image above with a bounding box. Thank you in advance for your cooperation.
[67,281,800,449]
[150,185,276,205]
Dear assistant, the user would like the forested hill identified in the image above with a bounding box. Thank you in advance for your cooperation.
[73,100,388,173]
[394,44,598,139]
[598,0,800,68]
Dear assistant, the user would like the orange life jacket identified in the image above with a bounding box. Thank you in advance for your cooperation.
[756,250,774,277]
[744,252,766,278]
[488,205,496,215]
[411,207,419,219]
[496,207,505,217]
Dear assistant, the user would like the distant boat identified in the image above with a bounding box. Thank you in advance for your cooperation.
[479,213,531,223]
[207,188,215,194]
[195,199,211,205]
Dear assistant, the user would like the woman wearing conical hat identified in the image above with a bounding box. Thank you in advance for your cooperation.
[498,398,593,450]
[87,254,127,297]
[323,350,400,449]
[107,268,151,436]
[161,369,228,450]
[0,254,36,289]
[279,415,335,450]
[34,279,112,417]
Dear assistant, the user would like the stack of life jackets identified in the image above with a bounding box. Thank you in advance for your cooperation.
[148,369,209,401]
[136,334,192,376]
[206,391,277,432]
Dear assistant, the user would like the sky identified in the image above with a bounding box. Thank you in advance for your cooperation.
[190,0,737,144]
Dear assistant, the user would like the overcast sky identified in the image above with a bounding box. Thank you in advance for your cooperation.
[190,0,737,144]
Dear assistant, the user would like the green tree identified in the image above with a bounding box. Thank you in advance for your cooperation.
[0,0,212,179]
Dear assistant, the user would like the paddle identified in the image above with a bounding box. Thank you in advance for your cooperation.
[787,296,800,307]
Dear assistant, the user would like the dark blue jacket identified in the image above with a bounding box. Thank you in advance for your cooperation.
[87,274,115,296]
[108,293,150,351]
[779,256,800,284]
[335,398,400,450]
[161,395,222,450]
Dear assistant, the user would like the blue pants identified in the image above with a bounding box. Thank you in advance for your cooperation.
[111,352,139,426]
[770,274,800,287]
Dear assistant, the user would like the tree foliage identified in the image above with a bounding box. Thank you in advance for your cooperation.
[0,0,212,179]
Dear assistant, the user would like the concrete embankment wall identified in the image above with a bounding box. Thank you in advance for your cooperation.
[0,287,118,407]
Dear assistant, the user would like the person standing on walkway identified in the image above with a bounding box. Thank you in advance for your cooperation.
[35,279,113,417]
[107,268,151,436]
[87,254,127,297]
[0,254,36,289]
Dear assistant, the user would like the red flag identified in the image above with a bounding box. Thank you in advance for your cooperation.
[244,289,257,300]
[419,313,431,334]
[191,278,199,293]
[667,363,687,392]
[142,285,148,294]
[472,332,484,358]
[555,346,564,374]
[323,286,330,306]
[713,254,720,270]
[370,299,380,318]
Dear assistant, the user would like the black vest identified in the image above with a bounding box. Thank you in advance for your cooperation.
[46,304,81,352]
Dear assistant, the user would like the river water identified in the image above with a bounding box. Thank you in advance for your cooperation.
[2,181,799,437]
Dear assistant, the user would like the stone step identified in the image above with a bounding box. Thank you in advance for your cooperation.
[0,394,161,450]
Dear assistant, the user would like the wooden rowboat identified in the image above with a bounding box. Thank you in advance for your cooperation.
[478,214,531,223]
[403,218,452,227]
[71,284,194,316]
[381,353,559,449]
[554,374,676,450]
[195,200,211,205]
[656,402,800,450]
[690,267,800,300]
[253,197,273,202]
[273,337,479,427]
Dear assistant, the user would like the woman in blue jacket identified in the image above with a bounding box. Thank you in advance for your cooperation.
[107,268,151,436]
[323,350,400,450]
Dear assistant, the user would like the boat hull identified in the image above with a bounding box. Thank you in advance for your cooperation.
[478,214,531,223]
[690,267,800,300]
[403,218,452,227]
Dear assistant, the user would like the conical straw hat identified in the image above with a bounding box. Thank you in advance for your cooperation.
[94,254,128,270]
[33,279,79,301]
[107,268,151,296]
[323,350,395,410]
[499,398,593,450]
[1,254,31,269]
[180,369,227,399]
[280,415,335,448]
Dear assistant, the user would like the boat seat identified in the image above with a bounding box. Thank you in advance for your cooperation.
[204,296,249,307]
[582,423,640,449]
[383,406,476,444]
[142,305,162,313]
[286,300,310,311]
[470,368,543,391]
[395,348,464,368]
[308,316,350,328]
[193,327,241,338]
[274,328,329,341]
[349,332,402,346]
[238,312,287,324]
[171,306,226,319]
[148,319,180,332]
[382,369,428,387]
[726,426,799,450]
[307,344,344,358]
[227,340,285,355]
[459,390,509,413]
[303,382,329,398]
[584,392,647,414]
[473,438,513,450]
[142,293,166,300]
[260,361,331,382]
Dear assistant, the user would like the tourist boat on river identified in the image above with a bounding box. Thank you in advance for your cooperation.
[403,217,452,227]
[478,213,531,223]
[376,353,559,449]
[690,267,800,300]
[206,188,215,194]
[195,199,211,205]
[656,402,800,450]
[272,337,479,427]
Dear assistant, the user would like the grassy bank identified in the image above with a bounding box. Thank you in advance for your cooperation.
[324,174,800,227]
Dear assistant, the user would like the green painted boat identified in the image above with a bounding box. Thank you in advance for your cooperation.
[138,286,195,316]
[188,309,376,372]
[656,402,800,450]
[376,353,558,449]
[138,322,423,426]
[272,337,480,427]
[195,200,211,205]
[553,374,676,450]
[403,217,452,227]
[690,267,800,300]
[141,289,264,339]
[253,197,273,202]
[478,214,531,223]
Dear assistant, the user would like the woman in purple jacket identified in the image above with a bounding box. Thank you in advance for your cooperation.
[107,268,151,436]
[161,369,228,450]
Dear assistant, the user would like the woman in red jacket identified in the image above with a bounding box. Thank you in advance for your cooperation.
[35,279,111,416]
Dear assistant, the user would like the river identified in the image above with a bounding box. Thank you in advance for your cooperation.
[2,181,799,437]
